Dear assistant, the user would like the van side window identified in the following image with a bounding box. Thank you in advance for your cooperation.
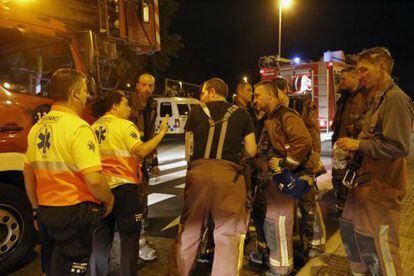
[177,104,189,116]
[160,102,172,117]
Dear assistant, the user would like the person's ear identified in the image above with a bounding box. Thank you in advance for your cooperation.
[210,88,216,98]
[69,89,78,101]
[379,62,387,74]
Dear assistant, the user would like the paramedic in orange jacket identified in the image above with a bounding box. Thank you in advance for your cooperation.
[337,47,413,276]
[169,78,257,276]
[89,90,169,276]
[23,68,114,276]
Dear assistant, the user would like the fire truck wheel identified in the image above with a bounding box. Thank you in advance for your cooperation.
[0,184,36,274]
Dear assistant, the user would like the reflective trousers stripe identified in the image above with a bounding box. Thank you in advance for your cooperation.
[279,216,289,267]
[379,225,397,276]
[269,257,293,267]
[236,234,246,275]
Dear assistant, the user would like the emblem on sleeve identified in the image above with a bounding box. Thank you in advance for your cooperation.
[130,132,138,139]
[88,141,96,152]
[95,126,107,144]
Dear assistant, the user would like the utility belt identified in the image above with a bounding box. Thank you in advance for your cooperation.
[342,151,372,189]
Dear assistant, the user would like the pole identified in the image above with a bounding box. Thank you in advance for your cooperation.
[278,4,282,58]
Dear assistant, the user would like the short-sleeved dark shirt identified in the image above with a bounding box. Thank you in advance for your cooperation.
[185,101,255,165]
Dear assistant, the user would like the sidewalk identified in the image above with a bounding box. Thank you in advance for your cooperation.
[297,158,414,275]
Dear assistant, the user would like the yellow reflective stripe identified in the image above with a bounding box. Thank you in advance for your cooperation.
[257,241,267,250]
[279,216,289,267]
[269,257,280,266]
[31,161,79,172]
[380,225,397,276]
[236,234,246,275]
[269,257,293,267]
[100,149,132,157]
[286,156,299,167]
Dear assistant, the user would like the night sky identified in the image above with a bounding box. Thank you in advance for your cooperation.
[164,0,414,97]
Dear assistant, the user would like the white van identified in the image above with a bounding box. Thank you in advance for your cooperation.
[154,97,200,134]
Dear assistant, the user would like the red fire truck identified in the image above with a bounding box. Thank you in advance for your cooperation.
[0,0,160,272]
[259,52,347,137]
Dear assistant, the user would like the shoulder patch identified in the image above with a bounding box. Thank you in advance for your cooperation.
[88,141,96,152]
[130,131,139,139]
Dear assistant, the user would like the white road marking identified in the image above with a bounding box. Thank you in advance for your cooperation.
[174,184,185,189]
[149,169,187,186]
[148,193,175,206]
[158,160,187,172]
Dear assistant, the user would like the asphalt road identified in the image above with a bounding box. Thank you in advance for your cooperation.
[9,138,390,276]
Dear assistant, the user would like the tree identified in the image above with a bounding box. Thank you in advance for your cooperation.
[99,0,184,90]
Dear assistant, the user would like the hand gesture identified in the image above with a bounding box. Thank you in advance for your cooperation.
[149,166,161,181]
[160,115,170,134]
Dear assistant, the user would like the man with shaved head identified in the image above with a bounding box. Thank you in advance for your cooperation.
[130,73,159,261]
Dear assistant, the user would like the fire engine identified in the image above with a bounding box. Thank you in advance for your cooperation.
[259,51,348,138]
[0,0,160,272]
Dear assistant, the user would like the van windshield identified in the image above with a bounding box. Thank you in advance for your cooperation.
[177,104,190,116]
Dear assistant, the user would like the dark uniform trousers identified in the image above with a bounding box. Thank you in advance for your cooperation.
[38,202,103,276]
[331,168,348,211]
[90,184,143,276]
[169,159,249,276]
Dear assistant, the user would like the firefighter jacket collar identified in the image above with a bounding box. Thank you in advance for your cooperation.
[268,103,300,119]
[372,80,395,102]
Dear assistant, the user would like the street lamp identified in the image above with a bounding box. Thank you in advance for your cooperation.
[278,0,292,58]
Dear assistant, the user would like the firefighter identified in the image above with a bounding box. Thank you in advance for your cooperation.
[331,66,367,213]
[89,91,169,276]
[23,68,114,275]
[253,81,320,275]
[169,78,257,276]
[337,47,413,275]
[273,77,326,257]
[197,80,259,265]
[129,73,159,261]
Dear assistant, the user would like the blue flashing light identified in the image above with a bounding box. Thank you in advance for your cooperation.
[293,57,301,65]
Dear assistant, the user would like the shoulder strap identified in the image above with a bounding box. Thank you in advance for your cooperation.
[199,103,239,159]
[200,103,216,159]
[216,105,239,159]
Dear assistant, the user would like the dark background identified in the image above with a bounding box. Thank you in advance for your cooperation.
[163,0,414,97]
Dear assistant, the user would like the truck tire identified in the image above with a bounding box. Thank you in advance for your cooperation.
[0,184,36,274]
